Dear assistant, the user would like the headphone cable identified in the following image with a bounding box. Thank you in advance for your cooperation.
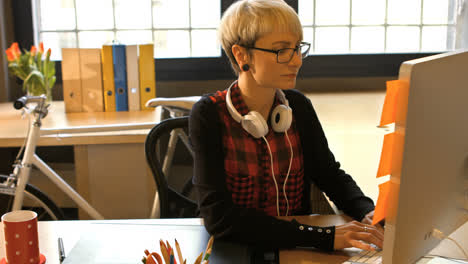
[262,132,294,217]
[283,130,293,217]
[262,136,281,217]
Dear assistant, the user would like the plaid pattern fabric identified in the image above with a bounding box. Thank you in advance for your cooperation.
[209,83,305,216]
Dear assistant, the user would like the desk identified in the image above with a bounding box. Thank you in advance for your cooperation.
[0,101,161,219]
[279,216,468,264]
[1,215,466,264]
[0,92,388,219]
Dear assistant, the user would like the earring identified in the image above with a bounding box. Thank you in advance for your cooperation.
[242,64,250,71]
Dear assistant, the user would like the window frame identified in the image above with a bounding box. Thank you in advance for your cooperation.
[14,0,439,84]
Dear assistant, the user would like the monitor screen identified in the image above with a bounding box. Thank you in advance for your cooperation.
[382,50,468,263]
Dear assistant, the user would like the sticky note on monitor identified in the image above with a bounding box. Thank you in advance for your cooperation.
[376,131,405,178]
[379,80,400,126]
[372,180,391,225]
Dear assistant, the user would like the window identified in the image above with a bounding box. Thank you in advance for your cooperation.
[35,0,221,61]
[16,0,455,82]
[36,0,456,61]
[299,0,456,54]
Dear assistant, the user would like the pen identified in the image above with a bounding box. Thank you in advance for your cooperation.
[58,237,65,263]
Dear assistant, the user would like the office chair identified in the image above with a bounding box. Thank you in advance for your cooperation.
[309,183,338,215]
[145,116,336,218]
[145,116,198,218]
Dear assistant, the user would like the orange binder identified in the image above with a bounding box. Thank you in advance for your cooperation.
[101,45,116,112]
[79,49,104,112]
[61,48,83,113]
[138,44,156,110]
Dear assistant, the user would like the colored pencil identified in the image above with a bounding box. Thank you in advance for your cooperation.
[159,239,170,264]
[175,239,184,264]
[193,252,203,264]
[170,247,177,264]
[202,248,211,262]
[202,236,214,261]
[166,240,171,252]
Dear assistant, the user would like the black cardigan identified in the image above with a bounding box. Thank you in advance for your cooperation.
[189,88,375,251]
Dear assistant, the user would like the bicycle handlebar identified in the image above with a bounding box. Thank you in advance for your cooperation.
[13,97,27,110]
[13,95,47,110]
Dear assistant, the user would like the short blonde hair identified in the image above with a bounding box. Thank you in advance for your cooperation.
[218,0,303,75]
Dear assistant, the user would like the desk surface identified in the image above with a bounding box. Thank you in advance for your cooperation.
[0,101,161,147]
[1,215,466,264]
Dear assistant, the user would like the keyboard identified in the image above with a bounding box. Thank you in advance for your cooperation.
[342,249,383,264]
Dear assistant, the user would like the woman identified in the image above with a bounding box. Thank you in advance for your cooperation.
[189,0,383,251]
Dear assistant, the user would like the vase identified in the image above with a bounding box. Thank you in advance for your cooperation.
[26,87,52,103]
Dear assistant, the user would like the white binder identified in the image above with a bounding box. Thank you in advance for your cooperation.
[126,45,140,111]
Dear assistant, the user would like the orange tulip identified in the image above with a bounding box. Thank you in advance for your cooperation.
[11,42,21,58]
[30,46,37,56]
[5,48,15,61]
[47,48,51,56]
[39,42,44,53]
[5,43,21,61]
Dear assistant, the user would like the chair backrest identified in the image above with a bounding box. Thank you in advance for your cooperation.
[145,116,198,218]
[145,117,337,218]
[309,183,338,215]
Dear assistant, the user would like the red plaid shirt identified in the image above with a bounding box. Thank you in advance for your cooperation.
[209,83,305,216]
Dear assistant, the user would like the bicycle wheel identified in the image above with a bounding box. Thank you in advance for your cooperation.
[0,175,65,220]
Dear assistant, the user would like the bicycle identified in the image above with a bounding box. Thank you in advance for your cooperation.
[0,94,199,220]
[0,95,106,220]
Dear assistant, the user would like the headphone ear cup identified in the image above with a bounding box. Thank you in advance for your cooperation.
[271,104,292,133]
[242,111,268,138]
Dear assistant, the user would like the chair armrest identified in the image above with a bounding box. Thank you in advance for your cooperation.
[145,96,201,110]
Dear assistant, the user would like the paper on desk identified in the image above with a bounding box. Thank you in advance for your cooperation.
[373,181,391,225]
[62,223,249,264]
[426,257,468,264]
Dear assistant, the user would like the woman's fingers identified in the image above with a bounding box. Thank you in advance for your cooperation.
[334,221,385,250]
[349,231,383,249]
[347,238,375,251]
[335,232,376,251]
[363,224,384,241]
[362,215,373,225]
[335,221,363,233]
[336,221,384,241]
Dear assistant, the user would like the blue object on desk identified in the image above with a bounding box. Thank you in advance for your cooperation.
[112,44,129,111]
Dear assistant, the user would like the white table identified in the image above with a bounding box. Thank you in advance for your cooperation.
[1,216,466,264]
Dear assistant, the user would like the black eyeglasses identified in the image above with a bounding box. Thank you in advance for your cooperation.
[245,42,311,63]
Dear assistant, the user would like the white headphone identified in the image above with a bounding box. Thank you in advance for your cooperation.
[226,81,293,138]
[225,81,294,216]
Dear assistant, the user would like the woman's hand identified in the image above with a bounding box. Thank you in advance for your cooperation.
[362,210,385,233]
[334,221,384,251]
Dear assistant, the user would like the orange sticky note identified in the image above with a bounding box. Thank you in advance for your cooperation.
[372,180,391,225]
[379,80,400,126]
[394,80,410,127]
[376,133,395,177]
[391,131,405,177]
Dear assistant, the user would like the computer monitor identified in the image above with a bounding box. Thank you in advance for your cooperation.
[382,50,468,263]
